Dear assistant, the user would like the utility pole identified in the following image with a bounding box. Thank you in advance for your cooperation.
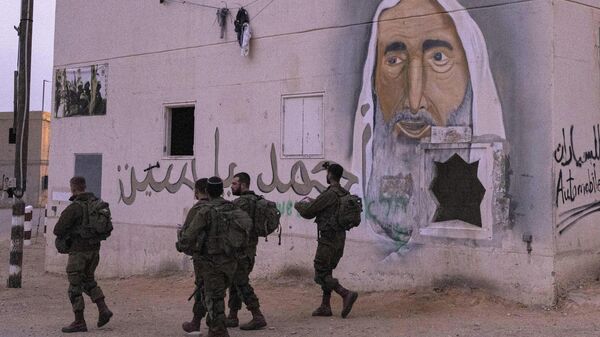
[12,71,18,135]
[42,79,49,112]
[8,0,34,289]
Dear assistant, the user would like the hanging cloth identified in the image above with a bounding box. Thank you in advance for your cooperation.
[217,7,230,39]
[234,7,250,46]
[240,22,251,56]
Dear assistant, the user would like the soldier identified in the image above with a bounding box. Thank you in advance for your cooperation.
[176,178,210,333]
[53,176,113,333]
[225,172,267,330]
[179,176,250,337]
[295,163,359,318]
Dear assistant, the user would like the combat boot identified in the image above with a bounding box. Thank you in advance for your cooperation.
[224,309,239,327]
[239,308,267,330]
[311,291,332,317]
[207,327,230,337]
[334,284,358,318]
[182,313,202,333]
[61,310,87,333]
[95,298,113,327]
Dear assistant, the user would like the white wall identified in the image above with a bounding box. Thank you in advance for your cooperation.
[46,0,578,305]
[552,0,600,293]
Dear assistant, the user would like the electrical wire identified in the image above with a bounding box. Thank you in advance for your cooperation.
[166,0,220,10]
[241,0,262,8]
[166,0,264,11]
[250,0,275,20]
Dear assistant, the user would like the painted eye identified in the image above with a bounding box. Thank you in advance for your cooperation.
[433,52,448,63]
[385,56,404,66]
[428,51,452,73]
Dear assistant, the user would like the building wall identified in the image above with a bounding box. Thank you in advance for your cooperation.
[47,0,581,305]
[0,111,50,207]
[552,0,600,293]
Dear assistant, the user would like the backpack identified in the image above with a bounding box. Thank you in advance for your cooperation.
[253,196,282,243]
[76,198,113,241]
[210,202,252,257]
[337,193,363,231]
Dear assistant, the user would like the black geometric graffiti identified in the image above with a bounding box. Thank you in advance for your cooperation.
[430,154,485,227]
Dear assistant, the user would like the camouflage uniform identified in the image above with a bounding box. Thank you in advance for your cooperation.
[54,192,105,313]
[295,185,348,293]
[228,191,261,313]
[177,198,210,321]
[179,197,238,335]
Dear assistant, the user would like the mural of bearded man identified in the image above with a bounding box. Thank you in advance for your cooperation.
[351,0,506,252]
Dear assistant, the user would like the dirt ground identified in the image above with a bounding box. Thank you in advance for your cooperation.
[2,238,600,337]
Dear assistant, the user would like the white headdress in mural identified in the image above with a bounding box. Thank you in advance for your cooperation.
[351,0,505,196]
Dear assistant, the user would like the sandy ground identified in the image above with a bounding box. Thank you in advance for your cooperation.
[2,238,600,337]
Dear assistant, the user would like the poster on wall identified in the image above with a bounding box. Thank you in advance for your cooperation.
[54,64,107,118]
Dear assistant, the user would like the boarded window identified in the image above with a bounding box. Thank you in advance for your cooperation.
[282,95,324,157]
[430,154,485,227]
[9,127,16,144]
[165,106,194,156]
[74,154,102,198]
[41,175,48,190]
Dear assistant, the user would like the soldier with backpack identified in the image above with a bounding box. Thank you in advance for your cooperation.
[176,178,210,333]
[224,172,277,330]
[294,163,361,319]
[53,176,113,333]
[178,176,252,337]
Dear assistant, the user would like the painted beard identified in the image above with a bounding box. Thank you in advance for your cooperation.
[365,83,473,248]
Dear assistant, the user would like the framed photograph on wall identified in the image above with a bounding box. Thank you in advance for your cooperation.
[54,64,108,118]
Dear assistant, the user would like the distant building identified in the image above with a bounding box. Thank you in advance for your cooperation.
[0,111,51,207]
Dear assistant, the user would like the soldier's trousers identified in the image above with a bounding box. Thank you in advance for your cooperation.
[228,254,260,311]
[66,250,105,312]
[198,257,237,332]
[192,258,207,317]
[314,230,346,293]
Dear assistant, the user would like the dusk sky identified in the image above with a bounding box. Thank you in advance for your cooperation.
[1,0,56,112]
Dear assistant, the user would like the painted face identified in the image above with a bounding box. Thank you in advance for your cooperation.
[375,0,470,139]
[231,177,242,196]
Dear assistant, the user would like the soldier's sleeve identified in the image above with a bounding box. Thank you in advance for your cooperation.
[176,207,197,252]
[53,203,82,237]
[180,207,197,232]
[179,208,209,254]
[295,190,337,219]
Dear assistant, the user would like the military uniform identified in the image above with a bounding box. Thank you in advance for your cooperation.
[177,198,210,332]
[228,191,260,313]
[295,184,358,318]
[179,197,238,336]
[225,191,266,330]
[54,192,112,332]
[295,185,347,292]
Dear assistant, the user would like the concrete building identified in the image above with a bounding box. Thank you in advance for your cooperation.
[45,0,600,305]
[0,110,51,208]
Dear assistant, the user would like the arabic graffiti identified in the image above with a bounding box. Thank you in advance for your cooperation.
[554,125,600,168]
[276,200,302,218]
[118,161,197,205]
[118,128,358,205]
[554,124,600,234]
[257,144,358,195]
